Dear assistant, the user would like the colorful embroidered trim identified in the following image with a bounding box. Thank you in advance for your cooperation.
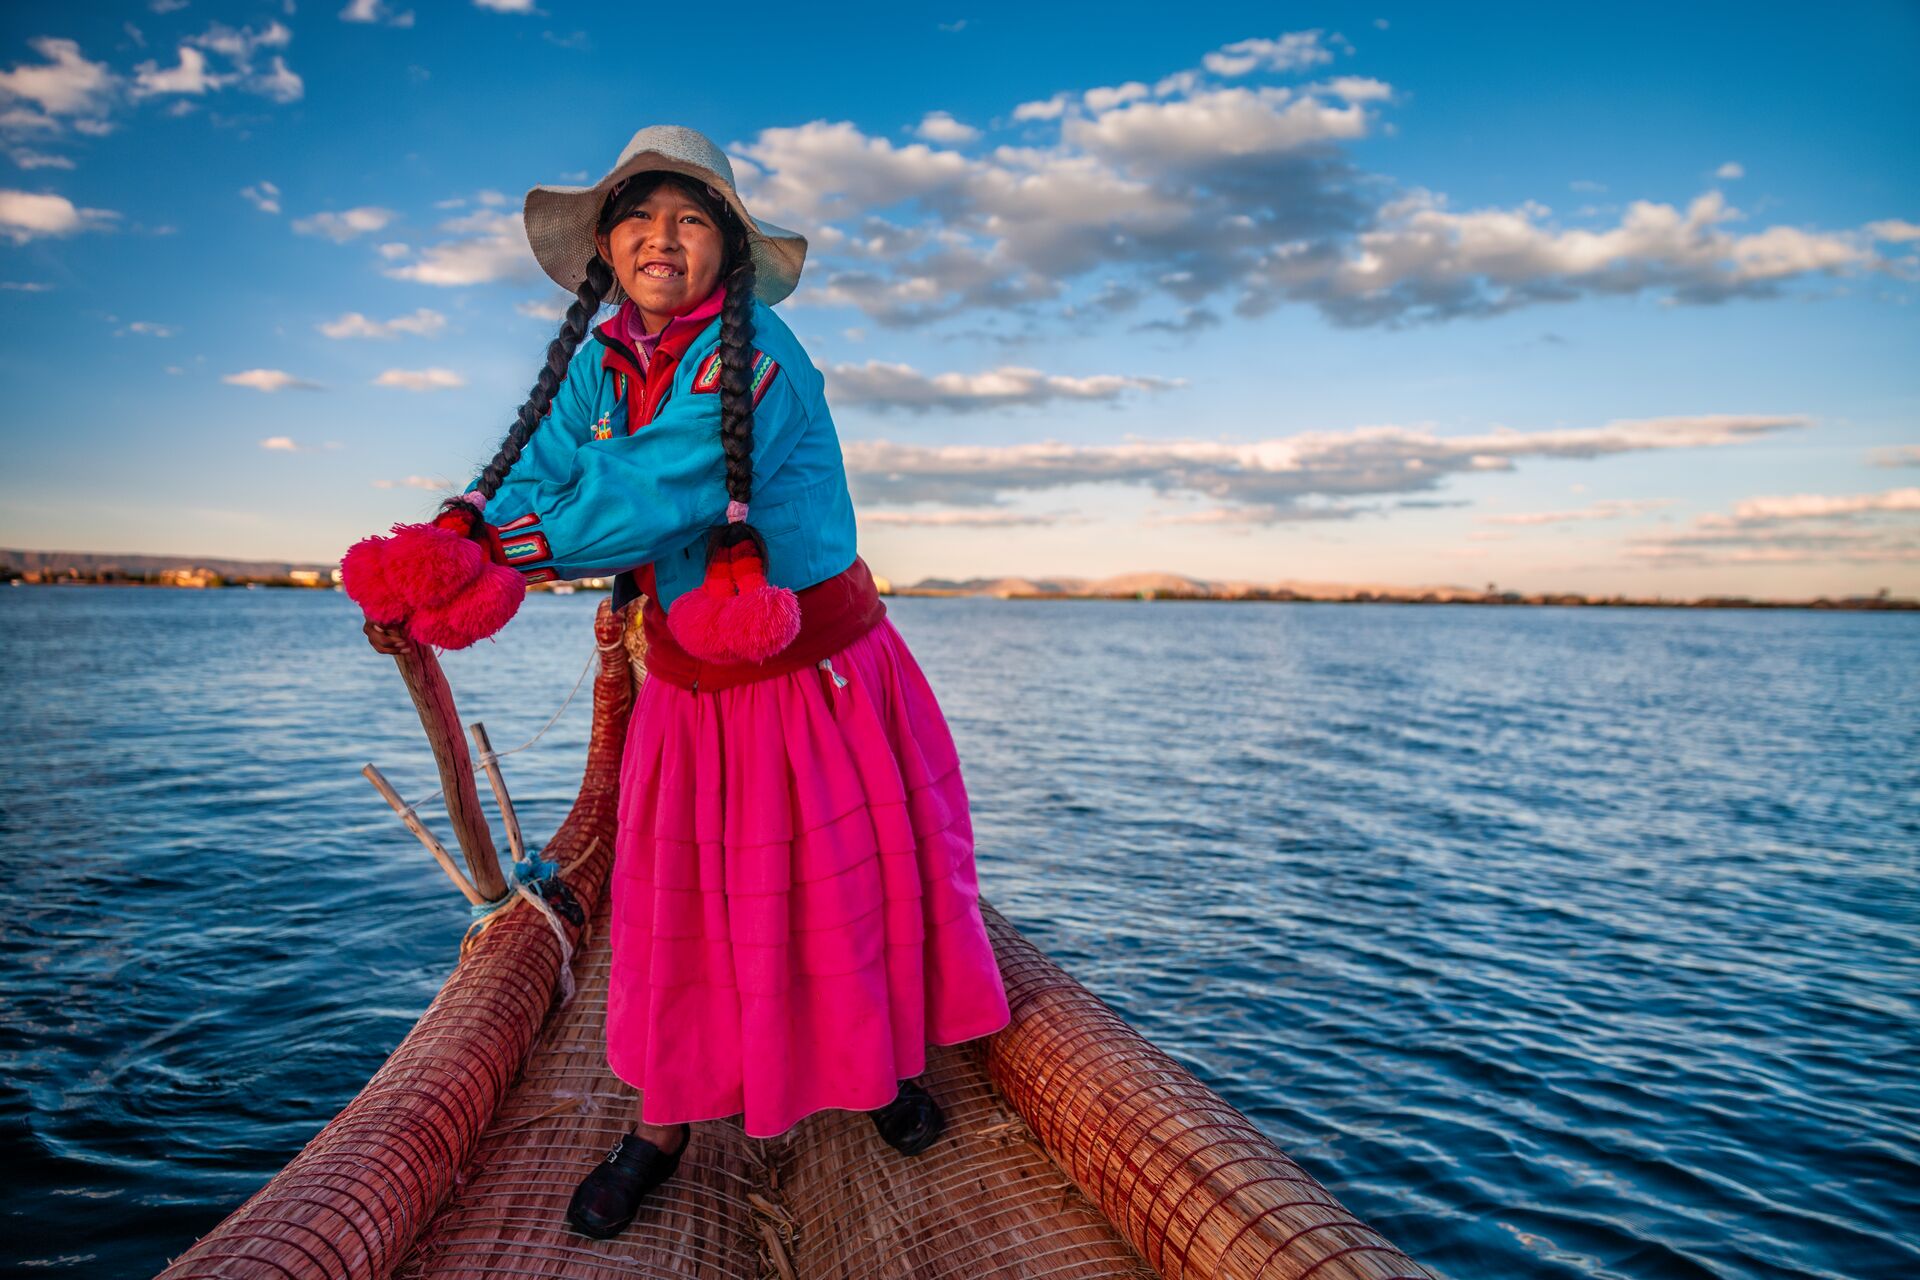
[692,351,723,393]
[519,567,560,585]
[494,512,540,533]
[501,531,552,565]
[692,349,781,408]
[748,351,778,408]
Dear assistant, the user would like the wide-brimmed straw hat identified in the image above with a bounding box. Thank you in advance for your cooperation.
[524,124,807,307]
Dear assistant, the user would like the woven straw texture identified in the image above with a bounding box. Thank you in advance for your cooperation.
[154,600,1436,1280]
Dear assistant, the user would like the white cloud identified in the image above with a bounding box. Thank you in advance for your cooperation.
[842,414,1807,515]
[341,0,417,26]
[373,475,452,490]
[0,189,118,243]
[292,206,397,241]
[1480,498,1671,525]
[1,280,53,291]
[8,149,74,169]
[915,111,980,145]
[374,367,465,391]
[1715,161,1744,180]
[725,37,1901,332]
[251,56,303,104]
[515,296,569,321]
[1868,444,1920,469]
[240,180,280,213]
[1012,94,1070,122]
[1626,486,1920,566]
[122,320,175,337]
[224,368,322,392]
[824,360,1184,412]
[131,22,303,105]
[0,37,117,123]
[472,0,537,10]
[318,307,447,338]
[383,209,536,285]
[1063,85,1370,168]
[1201,30,1335,77]
[130,46,226,98]
[860,509,1066,527]
[1723,488,1920,522]
[259,436,341,452]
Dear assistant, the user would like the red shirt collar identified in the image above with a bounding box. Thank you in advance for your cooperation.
[597,283,725,375]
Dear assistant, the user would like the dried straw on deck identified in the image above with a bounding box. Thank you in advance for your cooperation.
[156,599,1436,1280]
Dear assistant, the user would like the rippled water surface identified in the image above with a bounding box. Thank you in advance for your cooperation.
[2,588,1915,1278]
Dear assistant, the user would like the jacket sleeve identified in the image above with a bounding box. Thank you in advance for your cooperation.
[477,358,816,580]
[460,341,601,500]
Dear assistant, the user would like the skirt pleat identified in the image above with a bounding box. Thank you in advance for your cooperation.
[606,614,1012,1138]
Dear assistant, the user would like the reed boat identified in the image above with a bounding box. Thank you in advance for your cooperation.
[156,599,1438,1280]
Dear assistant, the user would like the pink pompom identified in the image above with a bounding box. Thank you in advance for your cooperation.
[406,562,526,650]
[719,583,801,662]
[340,533,408,625]
[380,520,487,610]
[666,583,739,663]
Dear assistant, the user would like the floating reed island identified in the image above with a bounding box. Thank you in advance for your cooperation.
[155,599,1439,1280]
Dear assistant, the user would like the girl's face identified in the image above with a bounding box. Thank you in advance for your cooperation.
[594,184,727,334]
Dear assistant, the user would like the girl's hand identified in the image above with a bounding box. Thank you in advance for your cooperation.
[363,618,411,655]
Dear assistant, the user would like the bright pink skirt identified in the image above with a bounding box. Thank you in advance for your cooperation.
[606,613,1013,1138]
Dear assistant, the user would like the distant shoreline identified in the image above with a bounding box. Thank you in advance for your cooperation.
[888,587,1917,611]
[8,578,1914,612]
[6,548,1913,611]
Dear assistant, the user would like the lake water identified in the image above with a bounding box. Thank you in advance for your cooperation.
[2,587,1914,1279]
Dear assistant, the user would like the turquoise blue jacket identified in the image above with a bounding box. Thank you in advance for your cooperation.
[466,299,859,612]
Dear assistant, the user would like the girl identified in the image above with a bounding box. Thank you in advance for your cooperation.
[354,125,1013,1240]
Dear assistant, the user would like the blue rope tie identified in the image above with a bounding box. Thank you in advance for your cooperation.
[468,851,560,922]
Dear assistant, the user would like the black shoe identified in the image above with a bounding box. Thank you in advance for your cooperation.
[566,1124,690,1240]
[869,1079,945,1156]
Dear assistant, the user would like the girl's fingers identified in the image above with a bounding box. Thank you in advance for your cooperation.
[362,619,410,653]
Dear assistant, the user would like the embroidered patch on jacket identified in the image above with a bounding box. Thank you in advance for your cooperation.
[495,512,540,533]
[692,349,780,408]
[519,567,560,585]
[501,531,552,565]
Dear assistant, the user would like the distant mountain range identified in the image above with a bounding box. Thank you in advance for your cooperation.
[901,571,1490,600]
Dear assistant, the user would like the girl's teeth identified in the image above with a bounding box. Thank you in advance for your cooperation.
[642,264,682,278]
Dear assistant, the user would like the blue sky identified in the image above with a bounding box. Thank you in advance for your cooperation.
[2,0,1916,597]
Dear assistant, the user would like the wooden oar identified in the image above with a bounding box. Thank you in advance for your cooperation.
[387,637,508,902]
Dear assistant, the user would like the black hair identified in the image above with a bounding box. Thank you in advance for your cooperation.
[456,170,765,566]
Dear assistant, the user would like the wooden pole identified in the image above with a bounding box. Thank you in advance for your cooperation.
[362,764,484,905]
[389,638,508,902]
[469,722,526,865]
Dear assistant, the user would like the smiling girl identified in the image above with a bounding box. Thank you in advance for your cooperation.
[349,125,1012,1242]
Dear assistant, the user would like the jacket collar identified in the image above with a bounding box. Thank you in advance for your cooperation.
[595,283,726,380]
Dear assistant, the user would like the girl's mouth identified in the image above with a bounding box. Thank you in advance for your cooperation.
[640,263,684,279]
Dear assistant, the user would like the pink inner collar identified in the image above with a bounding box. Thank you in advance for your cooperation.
[609,283,725,369]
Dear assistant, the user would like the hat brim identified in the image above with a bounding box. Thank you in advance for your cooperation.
[524,151,806,308]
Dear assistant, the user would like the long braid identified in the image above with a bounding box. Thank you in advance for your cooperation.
[717,254,759,512]
[472,255,613,502]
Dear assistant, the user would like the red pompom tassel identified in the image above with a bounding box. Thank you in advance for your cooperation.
[666,538,800,665]
[341,506,521,649]
[719,543,800,662]
[407,562,526,650]
[339,533,407,625]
